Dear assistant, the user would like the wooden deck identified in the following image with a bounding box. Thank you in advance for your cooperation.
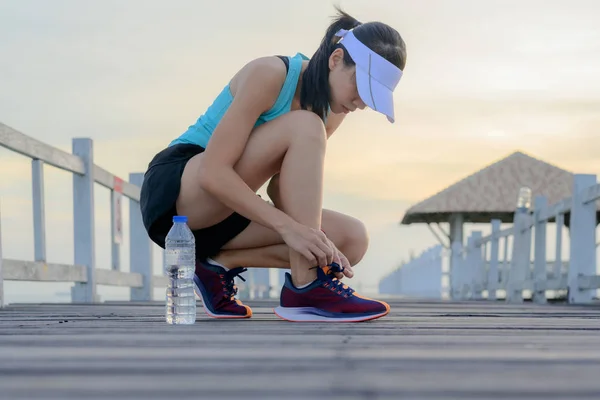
[1,298,600,399]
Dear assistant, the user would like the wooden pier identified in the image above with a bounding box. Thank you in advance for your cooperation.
[1,298,599,399]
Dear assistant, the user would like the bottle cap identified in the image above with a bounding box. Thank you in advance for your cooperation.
[173,215,188,223]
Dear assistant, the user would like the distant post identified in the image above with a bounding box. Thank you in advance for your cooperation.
[470,231,483,299]
[111,176,123,271]
[0,198,4,308]
[450,241,463,300]
[487,219,501,301]
[463,234,476,299]
[507,187,532,303]
[448,213,464,299]
[129,172,154,301]
[31,159,46,262]
[568,174,597,303]
[532,195,548,304]
[71,138,97,303]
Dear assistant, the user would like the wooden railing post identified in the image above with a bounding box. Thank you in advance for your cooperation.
[31,159,46,262]
[568,174,597,303]
[507,210,531,303]
[129,172,154,301]
[499,236,510,295]
[488,220,501,301]
[553,213,564,284]
[462,234,476,299]
[532,195,548,304]
[110,177,123,271]
[0,198,4,308]
[470,231,483,300]
[71,138,97,303]
[450,241,463,299]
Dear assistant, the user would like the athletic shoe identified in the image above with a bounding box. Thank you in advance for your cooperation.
[193,259,253,319]
[274,263,390,322]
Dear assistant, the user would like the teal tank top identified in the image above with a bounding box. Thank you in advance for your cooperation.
[169,52,310,148]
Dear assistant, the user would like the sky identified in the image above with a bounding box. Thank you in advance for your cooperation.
[1,0,600,303]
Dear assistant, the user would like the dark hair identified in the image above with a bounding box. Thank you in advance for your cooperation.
[300,6,407,121]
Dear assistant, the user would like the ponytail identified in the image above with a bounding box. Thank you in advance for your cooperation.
[300,6,362,121]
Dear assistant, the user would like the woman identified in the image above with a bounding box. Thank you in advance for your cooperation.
[140,7,407,322]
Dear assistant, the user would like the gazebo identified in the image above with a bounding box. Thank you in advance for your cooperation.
[399,151,589,248]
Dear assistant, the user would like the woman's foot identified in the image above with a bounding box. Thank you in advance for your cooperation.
[194,259,253,319]
[274,264,390,322]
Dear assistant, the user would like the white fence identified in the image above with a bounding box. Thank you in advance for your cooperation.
[382,174,600,304]
[0,122,276,306]
[0,122,167,307]
[379,245,445,299]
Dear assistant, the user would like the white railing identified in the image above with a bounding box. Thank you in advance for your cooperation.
[0,122,168,306]
[460,173,600,304]
[379,245,446,299]
[389,173,600,304]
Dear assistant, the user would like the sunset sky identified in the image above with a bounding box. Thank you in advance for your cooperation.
[1,0,599,302]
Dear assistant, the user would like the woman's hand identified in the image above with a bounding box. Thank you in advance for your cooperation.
[326,237,354,279]
[278,220,334,267]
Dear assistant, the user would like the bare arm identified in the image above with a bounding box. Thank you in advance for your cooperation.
[197,59,295,233]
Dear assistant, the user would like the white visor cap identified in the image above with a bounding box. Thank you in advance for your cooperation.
[335,28,403,123]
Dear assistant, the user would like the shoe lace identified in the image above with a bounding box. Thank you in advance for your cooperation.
[219,267,248,300]
[310,263,354,298]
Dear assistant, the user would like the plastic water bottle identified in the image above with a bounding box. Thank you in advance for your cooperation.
[516,186,532,213]
[164,215,196,325]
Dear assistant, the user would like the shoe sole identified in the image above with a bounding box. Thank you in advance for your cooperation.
[272,306,389,322]
[193,278,252,319]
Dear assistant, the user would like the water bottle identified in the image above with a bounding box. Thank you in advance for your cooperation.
[164,215,196,325]
[516,186,532,214]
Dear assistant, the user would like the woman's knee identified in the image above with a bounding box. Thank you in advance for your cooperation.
[343,218,369,265]
[325,212,369,266]
[286,110,327,145]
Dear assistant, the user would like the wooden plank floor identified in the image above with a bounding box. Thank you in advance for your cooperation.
[1,298,600,400]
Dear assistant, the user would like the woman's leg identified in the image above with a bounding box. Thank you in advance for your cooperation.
[175,108,389,322]
[177,110,327,286]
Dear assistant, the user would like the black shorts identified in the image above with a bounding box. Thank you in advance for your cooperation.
[139,143,252,260]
